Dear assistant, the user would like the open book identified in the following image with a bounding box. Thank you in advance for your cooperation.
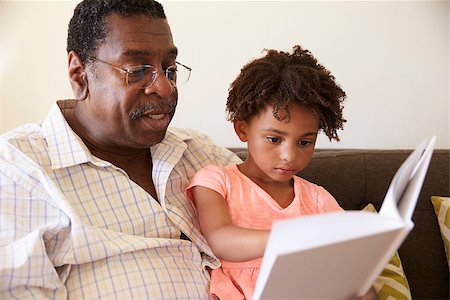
[253,136,436,300]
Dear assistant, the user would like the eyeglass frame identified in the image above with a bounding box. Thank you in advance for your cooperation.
[87,56,192,89]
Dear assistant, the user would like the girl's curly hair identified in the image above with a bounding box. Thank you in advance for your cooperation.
[226,45,346,141]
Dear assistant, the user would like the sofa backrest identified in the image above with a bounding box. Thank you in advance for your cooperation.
[229,148,450,299]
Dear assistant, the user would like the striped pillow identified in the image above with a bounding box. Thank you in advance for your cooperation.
[431,196,450,270]
[362,203,412,300]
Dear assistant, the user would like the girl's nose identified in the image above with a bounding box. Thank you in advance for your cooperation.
[280,145,296,162]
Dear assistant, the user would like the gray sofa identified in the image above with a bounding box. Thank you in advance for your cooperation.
[229,148,450,299]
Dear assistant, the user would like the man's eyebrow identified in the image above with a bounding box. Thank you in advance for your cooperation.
[122,47,178,58]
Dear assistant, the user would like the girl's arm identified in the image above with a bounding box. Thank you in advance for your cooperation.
[191,185,269,262]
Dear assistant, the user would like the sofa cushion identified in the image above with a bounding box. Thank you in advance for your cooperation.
[431,196,450,270]
[362,203,412,300]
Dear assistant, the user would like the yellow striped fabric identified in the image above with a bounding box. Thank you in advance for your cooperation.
[362,204,412,300]
[431,196,450,270]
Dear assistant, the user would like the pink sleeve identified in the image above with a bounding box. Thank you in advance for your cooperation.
[185,164,228,207]
[316,186,344,213]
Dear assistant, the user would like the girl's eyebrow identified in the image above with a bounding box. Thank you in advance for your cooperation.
[301,131,318,137]
[262,128,318,137]
[261,128,285,135]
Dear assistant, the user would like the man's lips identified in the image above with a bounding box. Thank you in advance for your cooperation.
[139,111,171,131]
[146,113,165,120]
[131,102,176,120]
[143,110,171,119]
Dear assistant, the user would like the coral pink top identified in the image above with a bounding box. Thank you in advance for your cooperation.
[186,164,342,300]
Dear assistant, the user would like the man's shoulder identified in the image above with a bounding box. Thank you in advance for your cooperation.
[166,127,218,149]
[167,127,213,142]
[0,123,49,184]
[166,127,241,165]
[0,123,46,151]
[0,123,48,167]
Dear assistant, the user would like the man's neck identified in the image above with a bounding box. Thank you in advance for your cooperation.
[62,103,158,199]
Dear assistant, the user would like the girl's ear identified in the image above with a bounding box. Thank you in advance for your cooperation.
[68,51,89,100]
[233,120,249,142]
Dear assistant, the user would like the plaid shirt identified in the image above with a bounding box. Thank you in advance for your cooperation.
[0,100,240,299]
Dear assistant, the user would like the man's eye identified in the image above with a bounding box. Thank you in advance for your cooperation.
[165,66,177,81]
[127,66,148,82]
[267,137,280,143]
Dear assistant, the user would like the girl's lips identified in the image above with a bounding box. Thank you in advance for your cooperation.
[277,166,296,172]
[274,167,298,176]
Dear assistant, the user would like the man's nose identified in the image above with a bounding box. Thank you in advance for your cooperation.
[143,72,175,97]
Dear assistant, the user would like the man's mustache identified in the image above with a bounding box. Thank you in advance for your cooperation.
[130,102,176,120]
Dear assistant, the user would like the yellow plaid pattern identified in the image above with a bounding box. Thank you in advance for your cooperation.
[431,196,450,270]
[362,203,412,300]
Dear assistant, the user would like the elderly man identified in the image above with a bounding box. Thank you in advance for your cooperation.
[0,0,239,298]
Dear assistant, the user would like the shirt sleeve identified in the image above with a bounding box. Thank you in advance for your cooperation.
[0,165,69,298]
[316,185,344,213]
[178,127,242,167]
[185,164,229,208]
[208,143,242,167]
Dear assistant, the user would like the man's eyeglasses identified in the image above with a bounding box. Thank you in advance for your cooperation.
[88,57,192,89]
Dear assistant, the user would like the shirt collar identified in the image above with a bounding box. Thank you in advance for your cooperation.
[43,100,193,170]
[42,100,110,169]
[151,128,190,158]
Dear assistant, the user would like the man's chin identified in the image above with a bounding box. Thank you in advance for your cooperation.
[142,128,169,148]
[137,113,174,147]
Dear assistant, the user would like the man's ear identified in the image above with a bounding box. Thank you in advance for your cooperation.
[68,51,89,100]
[233,120,249,142]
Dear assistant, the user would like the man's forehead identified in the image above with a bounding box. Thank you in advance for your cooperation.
[99,13,176,59]
[105,13,173,38]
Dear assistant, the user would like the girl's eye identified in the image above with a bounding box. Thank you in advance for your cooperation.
[267,137,280,143]
[299,140,312,146]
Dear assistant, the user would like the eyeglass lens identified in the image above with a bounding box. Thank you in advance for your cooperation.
[126,64,190,88]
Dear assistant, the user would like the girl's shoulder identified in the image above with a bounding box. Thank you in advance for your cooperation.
[293,175,316,187]
[293,175,331,196]
[194,163,240,179]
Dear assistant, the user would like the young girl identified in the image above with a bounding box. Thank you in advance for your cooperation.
[187,45,348,300]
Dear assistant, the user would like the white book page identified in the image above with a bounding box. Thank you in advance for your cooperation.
[262,212,403,258]
[380,136,436,219]
[256,229,405,300]
[253,136,436,300]
[254,212,407,300]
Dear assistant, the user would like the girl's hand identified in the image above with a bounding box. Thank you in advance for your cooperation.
[353,287,378,300]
